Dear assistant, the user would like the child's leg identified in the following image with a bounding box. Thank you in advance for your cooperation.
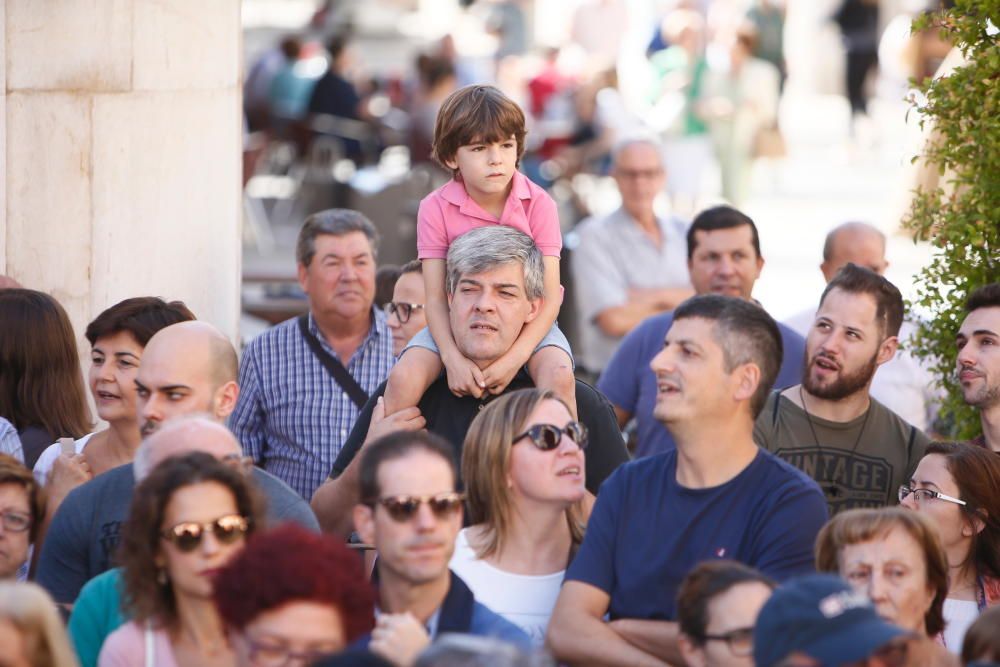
[528,347,578,419]
[382,348,442,415]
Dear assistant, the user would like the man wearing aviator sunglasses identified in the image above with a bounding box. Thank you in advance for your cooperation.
[351,431,528,667]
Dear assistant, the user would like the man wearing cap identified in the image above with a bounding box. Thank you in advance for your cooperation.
[753,574,955,667]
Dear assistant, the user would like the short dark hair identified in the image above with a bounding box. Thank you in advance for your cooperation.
[214,524,375,643]
[358,431,457,503]
[965,283,1000,313]
[296,209,379,267]
[375,265,402,310]
[686,206,762,261]
[432,85,527,173]
[673,295,783,417]
[400,259,423,275]
[819,263,904,338]
[677,561,775,645]
[84,297,195,347]
[326,33,350,61]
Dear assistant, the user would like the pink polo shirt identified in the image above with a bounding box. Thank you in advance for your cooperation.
[416,171,562,260]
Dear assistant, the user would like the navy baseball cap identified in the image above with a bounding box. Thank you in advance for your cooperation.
[754,574,910,667]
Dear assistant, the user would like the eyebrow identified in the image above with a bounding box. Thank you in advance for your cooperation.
[113,351,140,360]
[910,478,941,490]
[664,337,704,352]
[135,380,191,393]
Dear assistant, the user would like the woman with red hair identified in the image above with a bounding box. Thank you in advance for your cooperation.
[213,524,375,666]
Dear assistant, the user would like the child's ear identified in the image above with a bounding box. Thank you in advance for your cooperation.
[444,156,458,172]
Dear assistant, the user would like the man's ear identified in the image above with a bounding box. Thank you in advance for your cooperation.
[354,504,376,545]
[677,633,706,667]
[296,262,309,293]
[524,296,542,324]
[733,363,761,405]
[214,381,240,420]
[876,335,899,366]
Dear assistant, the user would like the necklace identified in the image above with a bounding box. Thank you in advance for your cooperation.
[798,386,871,501]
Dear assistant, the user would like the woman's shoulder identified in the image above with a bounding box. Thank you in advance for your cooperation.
[99,621,175,667]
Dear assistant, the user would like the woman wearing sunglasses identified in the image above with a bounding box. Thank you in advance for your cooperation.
[99,452,263,667]
[450,388,587,644]
[898,441,1000,650]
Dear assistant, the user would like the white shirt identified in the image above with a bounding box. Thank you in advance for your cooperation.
[448,529,565,645]
[783,313,938,432]
[33,432,95,486]
[942,598,979,652]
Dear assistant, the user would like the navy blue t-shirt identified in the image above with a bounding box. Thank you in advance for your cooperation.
[598,311,805,458]
[566,448,827,621]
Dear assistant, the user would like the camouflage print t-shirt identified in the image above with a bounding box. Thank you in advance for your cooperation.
[753,390,928,515]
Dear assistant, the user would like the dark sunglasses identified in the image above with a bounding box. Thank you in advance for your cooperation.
[369,492,465,522]
[161,514,250,553]
[514,422,588,451]
[383,301,425,324]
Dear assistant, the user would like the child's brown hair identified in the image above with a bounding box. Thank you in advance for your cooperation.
[431,84,527,174]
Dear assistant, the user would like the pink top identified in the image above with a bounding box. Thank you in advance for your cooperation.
[99,621,179,667]
[416,170,562,260]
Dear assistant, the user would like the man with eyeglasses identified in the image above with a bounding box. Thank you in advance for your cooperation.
[36,323,318,613]
[676,561,776,667]
[956,283,1000,453]
[351,431,528,665]
[547,296,826,667]
[570,137,693,375]
[385,260,427,358]
[231,209,395,500]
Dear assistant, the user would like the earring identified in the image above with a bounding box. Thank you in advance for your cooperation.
[157,569,168,585]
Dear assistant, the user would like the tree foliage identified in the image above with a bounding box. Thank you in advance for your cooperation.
[903,0,999,437]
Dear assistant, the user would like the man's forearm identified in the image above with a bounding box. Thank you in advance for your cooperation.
[310,462,361,536]
[547,612,671,667]
[609,619,682,665]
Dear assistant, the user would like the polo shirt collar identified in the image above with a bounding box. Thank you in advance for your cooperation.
[438,172,532,222]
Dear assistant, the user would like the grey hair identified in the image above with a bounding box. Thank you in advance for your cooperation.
[295,208,380,267]
[446,227,545,300]
[611,134,665,170]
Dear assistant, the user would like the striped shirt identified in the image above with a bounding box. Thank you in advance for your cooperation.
[230,310,394,499]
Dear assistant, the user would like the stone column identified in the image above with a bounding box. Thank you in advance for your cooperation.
[1,1,243,342]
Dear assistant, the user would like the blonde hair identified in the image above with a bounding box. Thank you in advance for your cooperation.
[461,388,584,559]
[0,582,79,667]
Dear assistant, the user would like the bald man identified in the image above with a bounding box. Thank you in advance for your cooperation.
[784,222,937,431]
[36,324,318,607]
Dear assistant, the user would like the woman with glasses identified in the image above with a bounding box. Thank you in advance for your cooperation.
[676,561,775,667]
[383,260,427,358]
[99,452,263,666]
[214,523,374,666]
[0,455,44,580]
[450,388,587,643]
[815,507,950,644]
[898,441,1000,650]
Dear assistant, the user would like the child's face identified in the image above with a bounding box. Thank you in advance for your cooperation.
[445,135,518,206]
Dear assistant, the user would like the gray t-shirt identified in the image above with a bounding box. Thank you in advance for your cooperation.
[36,463,318,604]
[753,390,928,516]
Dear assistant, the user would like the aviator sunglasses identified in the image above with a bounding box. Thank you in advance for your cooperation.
[161,514,250,553]
[368,492,466,522]
[514,422,589,451]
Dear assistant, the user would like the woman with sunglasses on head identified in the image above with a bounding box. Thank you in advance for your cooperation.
[898,441,1000,651]
[450,388,587,643]
[99,452,264,667]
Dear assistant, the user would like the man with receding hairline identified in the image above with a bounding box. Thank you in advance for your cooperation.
[784,222,937,431]
[36,324,318,607]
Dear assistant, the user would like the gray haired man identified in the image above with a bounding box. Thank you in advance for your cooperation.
[311,226,628,534]
[230,209,395,500]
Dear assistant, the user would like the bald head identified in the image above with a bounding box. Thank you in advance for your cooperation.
[821,222,888,282]
[135,321,240,438]
[134,414,243,481]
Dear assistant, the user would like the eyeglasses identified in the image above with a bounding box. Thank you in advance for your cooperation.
[0,511,31,533]
[161,514,250,552]
[702,627,754,656]
[898,485,967,507]
[245,637,338,667]
[368,493,465,523]
[514,422,588,451]
[384,301,424,324]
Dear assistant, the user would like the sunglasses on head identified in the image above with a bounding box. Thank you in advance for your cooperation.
[369,492,465,522]
[161,514,250,553]
[514,422,588,451]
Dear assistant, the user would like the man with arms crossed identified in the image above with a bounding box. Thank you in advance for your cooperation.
[957,283,1000,451]
[754,264,928,515]
[547,295,826,667]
